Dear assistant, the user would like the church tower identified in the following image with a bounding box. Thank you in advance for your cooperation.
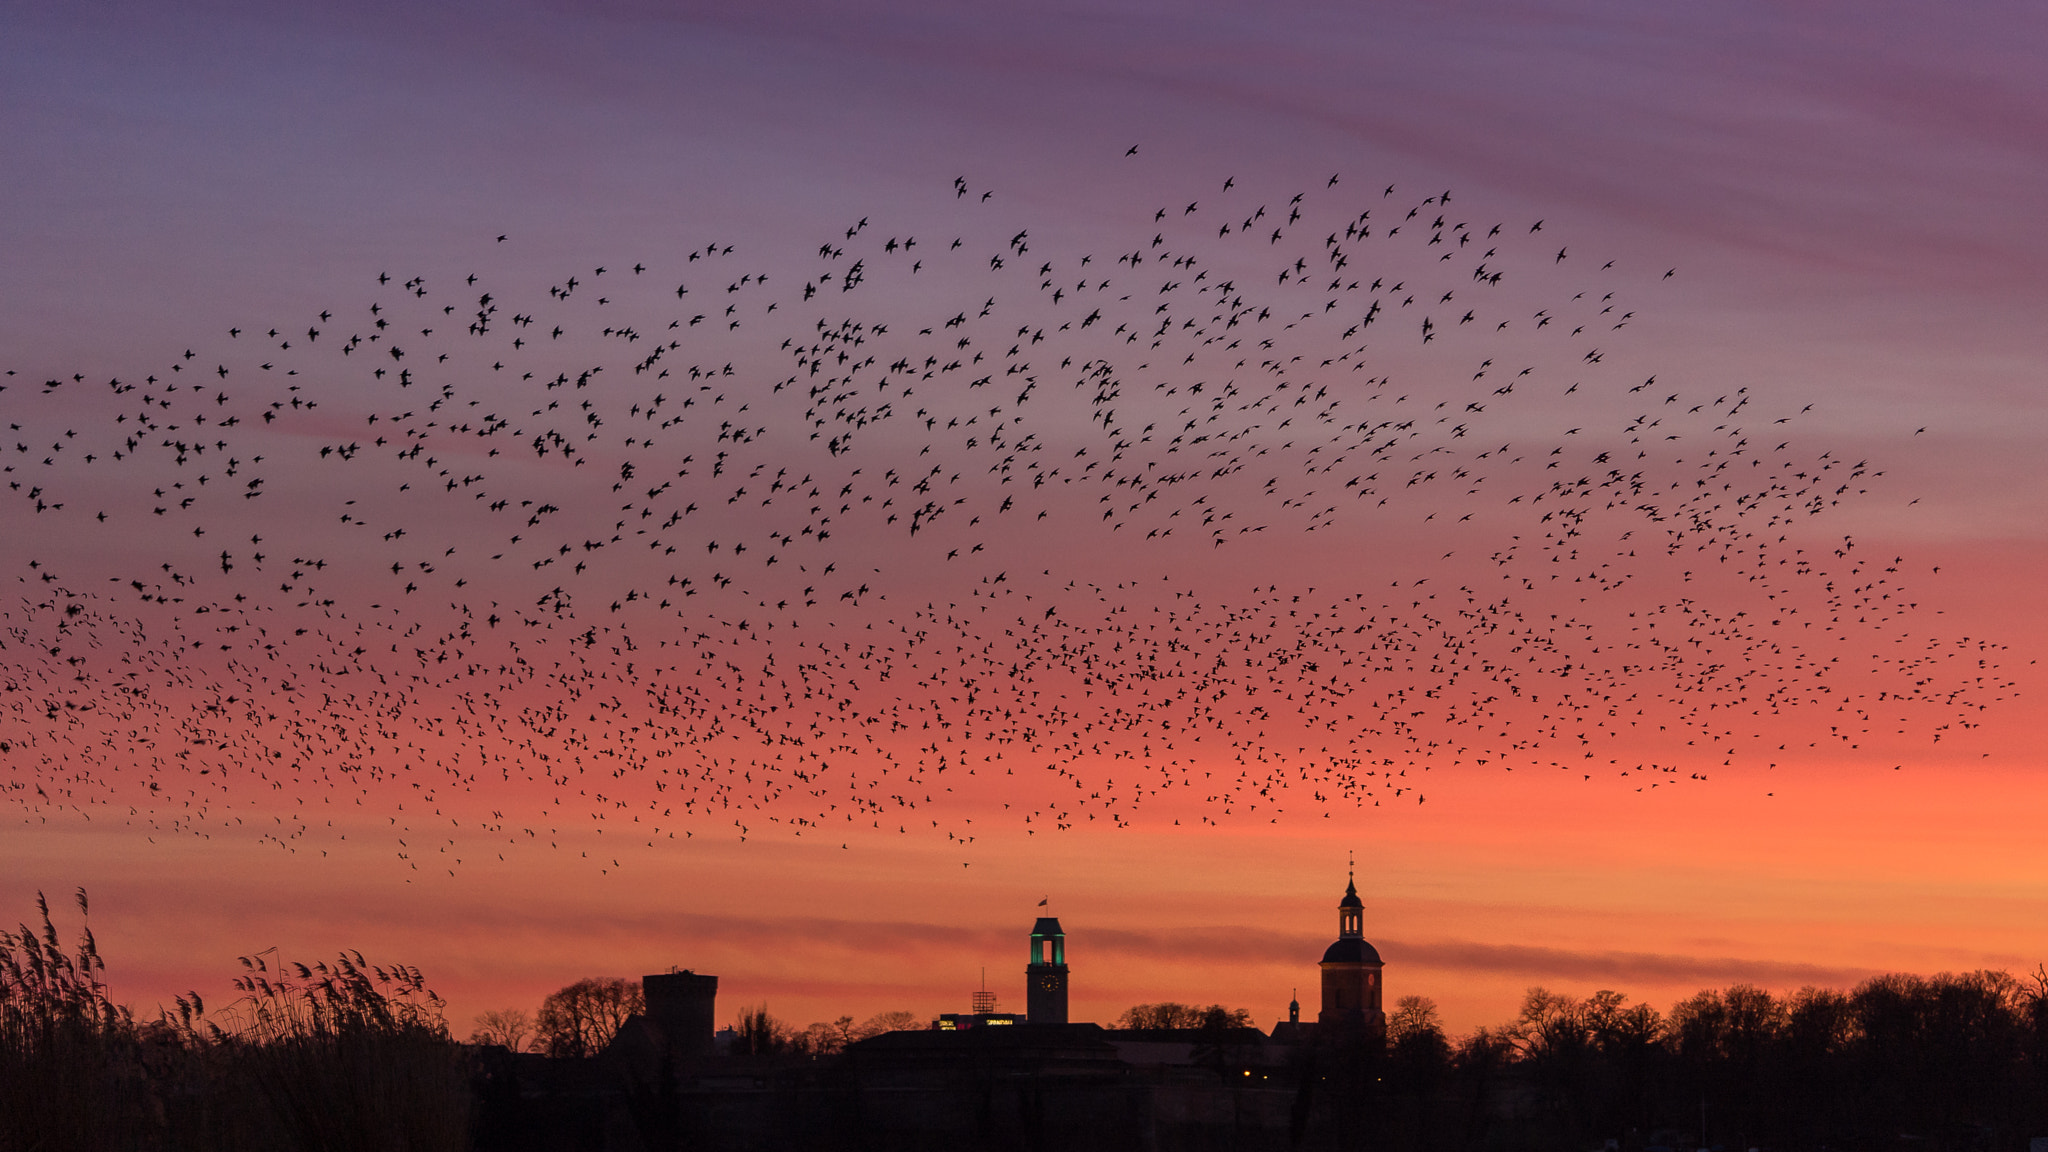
[1026,916,1068,1024]
[1318,869,1385,1029]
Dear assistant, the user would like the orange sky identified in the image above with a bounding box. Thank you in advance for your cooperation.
[14,707,2048,1036]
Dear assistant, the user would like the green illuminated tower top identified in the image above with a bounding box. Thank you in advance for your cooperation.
[1026,915,1068,1024]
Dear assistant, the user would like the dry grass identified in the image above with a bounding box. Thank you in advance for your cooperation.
[0,890,469,1152]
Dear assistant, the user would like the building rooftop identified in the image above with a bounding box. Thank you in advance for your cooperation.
[1320,937,1382,966]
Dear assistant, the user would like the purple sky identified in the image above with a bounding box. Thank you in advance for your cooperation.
[8,0,2044,523]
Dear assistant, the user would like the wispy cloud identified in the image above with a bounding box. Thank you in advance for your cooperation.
[503,912,1881,991]
[1080,927,1877,988]
[1382,939,1876,989]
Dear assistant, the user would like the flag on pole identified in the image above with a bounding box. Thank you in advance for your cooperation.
[1038,897,1048,907]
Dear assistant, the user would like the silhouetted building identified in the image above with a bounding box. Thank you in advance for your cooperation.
[1026,916,1069,1024]
[1318,871,1385,1029]
[518,913,1325,1151]
[935,1011,1022,1030]
[937,966,1022,1030]
[642,969,719,1058]
[843,1022,1156,1149]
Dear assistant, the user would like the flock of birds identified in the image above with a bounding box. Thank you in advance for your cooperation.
[0,160,2015,873]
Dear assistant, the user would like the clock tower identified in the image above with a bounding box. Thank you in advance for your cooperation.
[1026,916,1068,1025]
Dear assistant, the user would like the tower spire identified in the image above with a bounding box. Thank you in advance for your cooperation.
[1320,860,1385,1029]
[1338,860,1364,939]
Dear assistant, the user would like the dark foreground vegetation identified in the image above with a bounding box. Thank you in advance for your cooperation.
[0,890,465,1152]
[8,892,2048,1151]
[1343,980,2048,1152]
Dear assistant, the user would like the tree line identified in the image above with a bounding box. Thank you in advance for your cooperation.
[468,988,1267,1060]
[465,979,926,1058]
[1349,975,2048,1151]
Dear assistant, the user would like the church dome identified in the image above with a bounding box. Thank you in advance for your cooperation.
[1339,878,1363,909]
[1320,937,1382,966]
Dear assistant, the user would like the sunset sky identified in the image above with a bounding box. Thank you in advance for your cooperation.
[4,0,2046,1037]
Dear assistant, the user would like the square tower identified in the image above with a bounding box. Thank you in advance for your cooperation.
[1025,916,1068,1025]
[642,969,719,1057]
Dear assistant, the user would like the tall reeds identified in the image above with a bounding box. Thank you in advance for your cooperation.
[0,890,470,1152]
[201,949,470,1152]
[0,889,151,1151]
